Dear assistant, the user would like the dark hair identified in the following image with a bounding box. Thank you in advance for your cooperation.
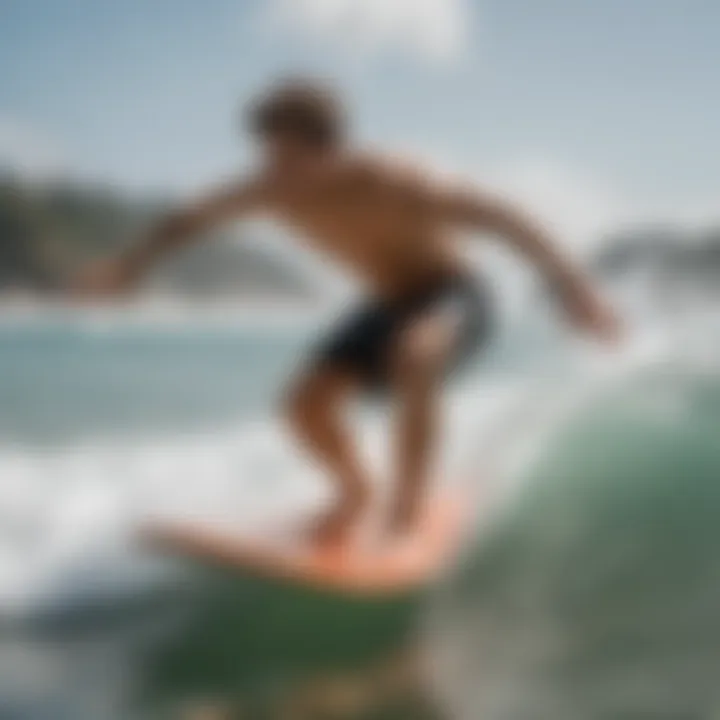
[247,78,346,148]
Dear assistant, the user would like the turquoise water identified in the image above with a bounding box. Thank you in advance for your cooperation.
[0,309,718,718]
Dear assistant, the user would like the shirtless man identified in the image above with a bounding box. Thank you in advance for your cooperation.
[76,79,620,545]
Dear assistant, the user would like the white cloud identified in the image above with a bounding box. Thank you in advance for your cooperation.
[0,119,66,180]
[265,0,469,63]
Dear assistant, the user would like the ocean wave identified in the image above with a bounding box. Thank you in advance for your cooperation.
[429,361,720,720]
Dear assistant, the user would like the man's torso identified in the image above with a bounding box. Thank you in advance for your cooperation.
[260,153,462,298]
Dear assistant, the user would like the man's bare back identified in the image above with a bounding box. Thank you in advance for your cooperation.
[75,79,620,546]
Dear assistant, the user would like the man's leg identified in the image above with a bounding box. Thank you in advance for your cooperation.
[284,366,371,545]
[389,313,458,534]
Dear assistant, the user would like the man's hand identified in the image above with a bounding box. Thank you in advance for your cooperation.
[68,178,264,300]
[555,274,623,346]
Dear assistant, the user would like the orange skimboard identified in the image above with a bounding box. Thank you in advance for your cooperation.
[142,494,470,596]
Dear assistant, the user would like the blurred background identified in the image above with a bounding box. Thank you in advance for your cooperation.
[1,1,720,718]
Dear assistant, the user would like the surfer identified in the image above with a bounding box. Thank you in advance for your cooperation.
[75,78,620,546]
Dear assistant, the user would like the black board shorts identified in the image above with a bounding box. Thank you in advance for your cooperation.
[313,270,494,390]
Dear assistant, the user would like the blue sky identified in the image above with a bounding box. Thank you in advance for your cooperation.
[2,0,719,239]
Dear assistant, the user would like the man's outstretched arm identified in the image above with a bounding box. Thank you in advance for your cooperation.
[412,177,622,344]
[73,179,267,295]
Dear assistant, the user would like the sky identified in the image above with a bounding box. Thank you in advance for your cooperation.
[2,0,719,245]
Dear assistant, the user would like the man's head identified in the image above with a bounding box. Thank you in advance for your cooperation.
[247,78,347,167]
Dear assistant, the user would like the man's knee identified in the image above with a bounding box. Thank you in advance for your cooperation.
[393,318,455,387]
